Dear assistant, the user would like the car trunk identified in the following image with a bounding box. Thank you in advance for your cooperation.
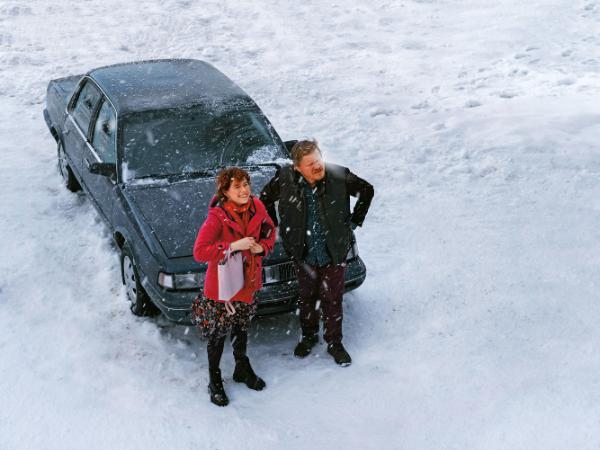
[45,74,83,130]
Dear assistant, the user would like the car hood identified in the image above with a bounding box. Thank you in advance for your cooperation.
[123,166,280,259]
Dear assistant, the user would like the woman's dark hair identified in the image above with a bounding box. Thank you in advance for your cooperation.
[216,167,251,202]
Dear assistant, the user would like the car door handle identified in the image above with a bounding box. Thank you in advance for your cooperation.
[85,158,91,169]
[64,129,70,135]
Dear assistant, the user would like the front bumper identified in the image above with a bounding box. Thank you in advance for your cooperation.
[141,256,367,325]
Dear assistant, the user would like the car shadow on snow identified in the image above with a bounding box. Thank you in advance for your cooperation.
[154,310,301,356]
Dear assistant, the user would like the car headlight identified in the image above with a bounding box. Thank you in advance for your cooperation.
[158,271,205,290]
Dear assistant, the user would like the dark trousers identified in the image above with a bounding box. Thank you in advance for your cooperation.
[295,262,346,344]
[207,325,248,371]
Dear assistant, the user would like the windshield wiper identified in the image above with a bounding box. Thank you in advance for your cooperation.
[235,163,282,170]
[167,170,217,181]
[129,170,216,183]
[131,165,279,185]
[133,173,172,180]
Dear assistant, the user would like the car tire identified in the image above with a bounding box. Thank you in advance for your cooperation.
[121,243,160,317]
[57,141,81,192]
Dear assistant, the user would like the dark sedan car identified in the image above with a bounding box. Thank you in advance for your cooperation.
[43,59,367,324]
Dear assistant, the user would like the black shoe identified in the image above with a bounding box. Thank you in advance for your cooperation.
[233,356,266,391]
[327,342,352,366]
[294,334,318,358]
[208,368,229,406]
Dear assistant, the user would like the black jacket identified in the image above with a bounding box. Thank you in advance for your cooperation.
[260,163,374,265]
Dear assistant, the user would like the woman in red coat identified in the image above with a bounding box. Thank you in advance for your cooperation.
[192,167,276,407]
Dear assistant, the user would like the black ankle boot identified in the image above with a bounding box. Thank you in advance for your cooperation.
[327,342,352,366]
[208,368,229,406]
[294,334,318,358]
[233,356,266,391]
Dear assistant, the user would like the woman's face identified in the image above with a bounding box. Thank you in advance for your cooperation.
[224,178,251,206]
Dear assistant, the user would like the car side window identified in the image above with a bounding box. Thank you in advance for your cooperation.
[91,100,117,163]
[71,80,102,134]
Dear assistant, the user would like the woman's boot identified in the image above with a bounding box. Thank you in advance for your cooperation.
[233,356,266,391]
[208,368,229,406]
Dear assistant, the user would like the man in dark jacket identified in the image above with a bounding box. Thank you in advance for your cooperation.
[260,139,374,366]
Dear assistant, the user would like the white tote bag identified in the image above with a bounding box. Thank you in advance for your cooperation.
[218,249,244,301]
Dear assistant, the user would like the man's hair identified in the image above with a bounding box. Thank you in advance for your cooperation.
[291,139,321,166]
[216,167,251,202]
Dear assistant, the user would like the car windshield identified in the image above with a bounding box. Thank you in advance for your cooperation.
[121,106,287,181]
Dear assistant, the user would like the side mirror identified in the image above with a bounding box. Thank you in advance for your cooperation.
[87,160,116,178]
[283,140,298,156]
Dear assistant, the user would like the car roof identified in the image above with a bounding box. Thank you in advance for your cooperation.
[88,59,252,115]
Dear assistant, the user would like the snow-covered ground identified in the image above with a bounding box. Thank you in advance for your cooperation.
[2,0,600,448]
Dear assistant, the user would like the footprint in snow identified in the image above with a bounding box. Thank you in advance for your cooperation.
[0,32,13,46]
[497,91,517,99]
[464,100,482,108]
[0,4,32,16]
[508,68,529,77]
[557,78,576,86]
[378,17,394,26]
[369,108,398,117]
[411,100,430,110]
[515,47,541,61]
[401,40,426,50]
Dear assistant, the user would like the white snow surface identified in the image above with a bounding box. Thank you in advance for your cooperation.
[2,1,600,449]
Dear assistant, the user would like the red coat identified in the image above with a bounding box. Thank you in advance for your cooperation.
[193,196,276,303]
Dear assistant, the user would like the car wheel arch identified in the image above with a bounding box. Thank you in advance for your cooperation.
[57,138,81,192]
[114,231,126,250]
[49,126,60,143]
[120,241,160,316]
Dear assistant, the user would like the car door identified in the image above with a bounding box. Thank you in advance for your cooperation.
[82,97,118,223]
[64,78,103,177]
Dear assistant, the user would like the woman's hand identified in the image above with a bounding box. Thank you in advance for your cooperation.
[249,242,264,254]
[224,300,236,316]
[230,237,255,252]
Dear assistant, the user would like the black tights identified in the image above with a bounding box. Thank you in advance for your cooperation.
[207,324,248,371]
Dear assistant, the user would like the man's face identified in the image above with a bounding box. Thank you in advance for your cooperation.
[295,150,325,185]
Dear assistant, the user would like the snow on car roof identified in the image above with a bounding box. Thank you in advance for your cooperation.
[88,59,250,114]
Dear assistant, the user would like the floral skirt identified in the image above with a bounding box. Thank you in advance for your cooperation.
[191,295,257,339]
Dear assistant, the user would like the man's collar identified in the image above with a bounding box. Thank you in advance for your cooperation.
[298,177,326,193]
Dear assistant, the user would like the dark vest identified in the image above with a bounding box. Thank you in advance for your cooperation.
[277,163,352,265]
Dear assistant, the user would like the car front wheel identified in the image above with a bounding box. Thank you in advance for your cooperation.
[121,244,160,317]
[57,141,81,192]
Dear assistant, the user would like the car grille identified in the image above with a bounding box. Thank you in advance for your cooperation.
[263,261,296,285]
